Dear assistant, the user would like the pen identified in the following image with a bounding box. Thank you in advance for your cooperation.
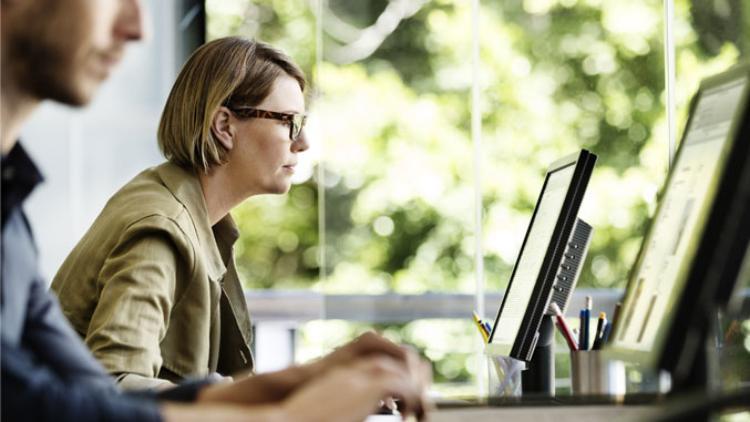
[591,312,608,350]
[600,321,612,344]
[483,321,492,336]
[579,308,588,350]
[580,295,592,350]
[550,302,579,352]
[472,311,489,343]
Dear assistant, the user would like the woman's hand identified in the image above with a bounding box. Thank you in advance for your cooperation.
[283,355,431,422]
[314,332,433,404]
[196,331,433,419]
[312,332,409,372]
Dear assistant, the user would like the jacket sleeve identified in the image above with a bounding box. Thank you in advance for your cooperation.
[84,214,194,389]
[1,339,163,422]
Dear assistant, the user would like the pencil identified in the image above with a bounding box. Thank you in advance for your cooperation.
[472,311,489,342]
[550,302,579,352]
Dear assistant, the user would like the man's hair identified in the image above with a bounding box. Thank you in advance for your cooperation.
[157,37,306,173]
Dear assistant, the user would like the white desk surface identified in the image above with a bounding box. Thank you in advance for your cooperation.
[431,405,657,422]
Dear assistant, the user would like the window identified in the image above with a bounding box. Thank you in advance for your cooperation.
[207,0,749,393]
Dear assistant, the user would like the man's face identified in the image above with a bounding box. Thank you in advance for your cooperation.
[2,0,144,106]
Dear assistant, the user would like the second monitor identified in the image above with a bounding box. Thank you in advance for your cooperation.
[607,63,750,391]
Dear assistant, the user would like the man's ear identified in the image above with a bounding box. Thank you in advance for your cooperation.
[211,106,234,150]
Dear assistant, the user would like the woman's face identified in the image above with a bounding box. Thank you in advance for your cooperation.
[228,74,308,196]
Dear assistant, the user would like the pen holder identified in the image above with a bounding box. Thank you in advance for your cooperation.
[570,350,626,396]
[485,351,525,397]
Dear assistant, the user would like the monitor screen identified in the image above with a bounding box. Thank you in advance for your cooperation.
[490,164,576,352]
[610,70,749,362]
[489,150,596,360]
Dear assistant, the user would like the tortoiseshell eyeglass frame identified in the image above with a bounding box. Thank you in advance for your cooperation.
[226,105,307,142]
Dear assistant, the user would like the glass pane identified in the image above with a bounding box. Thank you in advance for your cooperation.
[317,0,475,294]
[206,0,683,392]
[480,0,666,296]
[478,0,670,395]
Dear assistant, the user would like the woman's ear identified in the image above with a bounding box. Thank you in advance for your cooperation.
[211,106,235,150]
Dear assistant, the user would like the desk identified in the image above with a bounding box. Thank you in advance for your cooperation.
[432,405,658,421]
[364,400,660,422]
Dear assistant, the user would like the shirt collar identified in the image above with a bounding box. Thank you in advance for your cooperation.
[2,143,44,227]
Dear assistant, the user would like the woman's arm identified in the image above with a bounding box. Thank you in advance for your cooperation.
[85,215,187,389]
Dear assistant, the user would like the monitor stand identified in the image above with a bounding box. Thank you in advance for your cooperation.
[670,311,722,396]
[665,318,717,422]
[672,337,709,395]
[522,314,555,396]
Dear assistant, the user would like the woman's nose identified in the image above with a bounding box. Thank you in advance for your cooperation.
[292,130,310,152]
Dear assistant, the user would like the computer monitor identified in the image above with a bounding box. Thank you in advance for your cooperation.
[608,63,750,385]
[488,149,597,361]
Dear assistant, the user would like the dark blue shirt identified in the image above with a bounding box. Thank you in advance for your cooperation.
[1,143,208,421]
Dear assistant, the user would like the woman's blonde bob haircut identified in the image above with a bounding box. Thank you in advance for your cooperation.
[158,37,306,173]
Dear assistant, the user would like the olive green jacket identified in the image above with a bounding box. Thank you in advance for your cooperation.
[51,162,254,390]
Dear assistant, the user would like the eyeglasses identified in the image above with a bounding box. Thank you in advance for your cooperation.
[227,106,307,142]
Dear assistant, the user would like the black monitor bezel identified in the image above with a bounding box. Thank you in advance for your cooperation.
[606,63,750,373]
[488,149,597,361]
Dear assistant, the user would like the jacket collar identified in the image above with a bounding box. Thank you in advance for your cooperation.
[155,162,229,281]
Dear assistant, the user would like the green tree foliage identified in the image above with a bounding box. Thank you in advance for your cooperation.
[209,0,744,291]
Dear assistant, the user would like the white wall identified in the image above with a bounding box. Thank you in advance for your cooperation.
[21,0,178,281]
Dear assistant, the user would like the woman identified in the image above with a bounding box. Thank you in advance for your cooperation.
[51,36,309,390]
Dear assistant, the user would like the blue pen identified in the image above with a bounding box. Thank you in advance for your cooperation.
[580,296,592,350]
[579,308,588,350]
[483,321,492,335]
[601,321,612,344]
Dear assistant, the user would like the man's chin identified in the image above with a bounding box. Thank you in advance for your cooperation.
[56,93,92,108]
[41,76,101,107]
[63,81,100,106]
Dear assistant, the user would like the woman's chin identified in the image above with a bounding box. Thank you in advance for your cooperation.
[265,182,292,195]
